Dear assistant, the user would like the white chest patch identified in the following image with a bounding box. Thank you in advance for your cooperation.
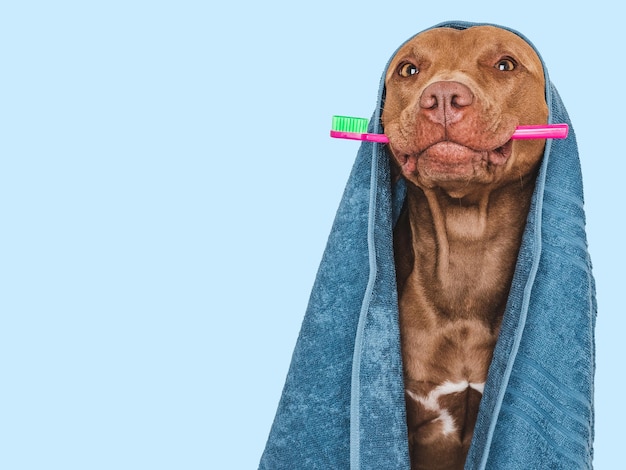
[405,381,485,435]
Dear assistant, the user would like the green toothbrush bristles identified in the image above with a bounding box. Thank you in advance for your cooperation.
[332,115,369,134]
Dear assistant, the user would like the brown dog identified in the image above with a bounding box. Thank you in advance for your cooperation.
[382,26,548,469]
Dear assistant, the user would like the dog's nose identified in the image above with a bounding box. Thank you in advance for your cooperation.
[419,81,474,126]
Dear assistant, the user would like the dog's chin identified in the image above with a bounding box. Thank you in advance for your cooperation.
[395,140,513,188]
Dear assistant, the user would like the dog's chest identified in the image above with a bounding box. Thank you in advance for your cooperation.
[399,294,500,468]
[399,313,498,415]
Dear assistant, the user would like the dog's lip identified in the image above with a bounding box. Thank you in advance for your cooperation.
[488,138,514,163]
[396,138,513,170]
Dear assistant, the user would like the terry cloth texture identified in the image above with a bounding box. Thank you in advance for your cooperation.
[259,21,596,470]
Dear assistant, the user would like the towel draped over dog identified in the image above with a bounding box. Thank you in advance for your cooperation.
[259,21,596,469]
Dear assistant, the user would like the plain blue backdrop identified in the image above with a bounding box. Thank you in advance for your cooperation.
[1,1,621,468]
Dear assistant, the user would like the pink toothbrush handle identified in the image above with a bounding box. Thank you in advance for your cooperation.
[511,124,568,140]
[330,130,390,143]
[330,124,568,143]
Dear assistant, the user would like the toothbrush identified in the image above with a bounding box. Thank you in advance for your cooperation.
[330,115,569,143]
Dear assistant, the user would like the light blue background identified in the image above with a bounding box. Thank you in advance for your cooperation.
[1,1,621,468]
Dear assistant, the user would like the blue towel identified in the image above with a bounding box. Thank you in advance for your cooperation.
[259,21,596,470]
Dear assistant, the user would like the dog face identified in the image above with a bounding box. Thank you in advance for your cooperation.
[382,26,548,198]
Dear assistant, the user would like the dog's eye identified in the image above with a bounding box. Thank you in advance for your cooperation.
[398,63,419,77]
[496,58,516,71]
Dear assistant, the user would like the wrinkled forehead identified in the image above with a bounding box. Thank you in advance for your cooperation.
[384,25,545,82]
